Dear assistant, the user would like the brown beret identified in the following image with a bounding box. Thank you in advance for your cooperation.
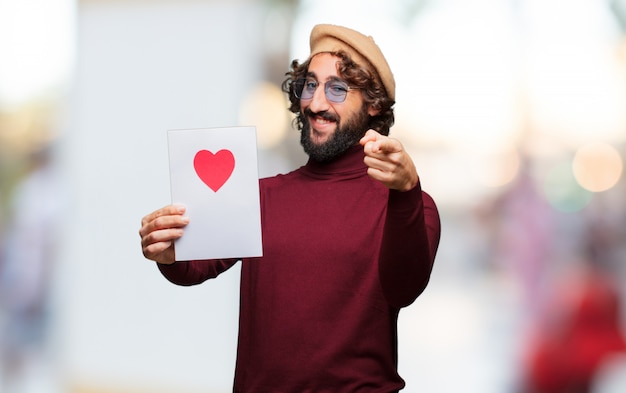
[309,24,395,101]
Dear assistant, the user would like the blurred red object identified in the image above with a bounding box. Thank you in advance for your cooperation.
[524,269,626,393]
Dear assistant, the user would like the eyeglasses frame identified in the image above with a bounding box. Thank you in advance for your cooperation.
[293,77,358,104]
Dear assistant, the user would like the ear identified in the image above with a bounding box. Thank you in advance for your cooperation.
[368,104,380,117]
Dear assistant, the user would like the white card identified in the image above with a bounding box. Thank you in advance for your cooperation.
[167,126,263,261]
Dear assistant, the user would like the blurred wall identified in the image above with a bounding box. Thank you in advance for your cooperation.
[58,1,267,391]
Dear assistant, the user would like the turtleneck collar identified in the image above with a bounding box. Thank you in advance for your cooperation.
[299,145,367,180]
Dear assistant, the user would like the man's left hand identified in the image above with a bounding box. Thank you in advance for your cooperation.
[359,129,419,191]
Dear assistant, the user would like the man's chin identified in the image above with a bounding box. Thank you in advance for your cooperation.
[303,127,331,147]
[309,125,336,144]
[308,134,332,146]
[301,134,353,163]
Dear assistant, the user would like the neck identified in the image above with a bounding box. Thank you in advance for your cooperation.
[303,144,366,178]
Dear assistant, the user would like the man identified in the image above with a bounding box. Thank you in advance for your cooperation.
[140,24,441,392]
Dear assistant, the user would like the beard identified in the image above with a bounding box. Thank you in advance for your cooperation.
[300,105,371,163]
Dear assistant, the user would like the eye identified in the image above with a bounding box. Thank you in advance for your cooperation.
[304,79,318,90]
[327,82,348,95]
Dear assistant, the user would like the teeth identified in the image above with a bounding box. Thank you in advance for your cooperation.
[314,117,333,125]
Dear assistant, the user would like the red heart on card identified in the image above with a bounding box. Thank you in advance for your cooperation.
[193,149,235,192]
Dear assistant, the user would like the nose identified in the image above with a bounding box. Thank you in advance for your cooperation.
[307,83,330,113]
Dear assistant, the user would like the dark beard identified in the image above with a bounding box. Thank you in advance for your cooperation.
[300,106,370,163]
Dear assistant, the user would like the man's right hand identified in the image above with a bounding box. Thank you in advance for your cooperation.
[139,204,189,265]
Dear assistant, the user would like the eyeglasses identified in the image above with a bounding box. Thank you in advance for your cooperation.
[294,77,356,103]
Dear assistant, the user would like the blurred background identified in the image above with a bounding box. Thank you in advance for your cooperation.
[1,0,626,392]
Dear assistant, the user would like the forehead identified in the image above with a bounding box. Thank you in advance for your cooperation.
[307,53,342,80]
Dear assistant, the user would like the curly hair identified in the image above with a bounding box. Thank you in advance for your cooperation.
[281,50,395,136]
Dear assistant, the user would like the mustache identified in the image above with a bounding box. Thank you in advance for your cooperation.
[304,108,339,123]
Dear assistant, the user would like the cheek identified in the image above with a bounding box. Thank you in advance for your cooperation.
[337,101,359,120]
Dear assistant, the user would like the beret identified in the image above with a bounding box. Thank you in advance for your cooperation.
[309,24,395,101]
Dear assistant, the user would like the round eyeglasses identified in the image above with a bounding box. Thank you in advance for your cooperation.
[294,78,356,103]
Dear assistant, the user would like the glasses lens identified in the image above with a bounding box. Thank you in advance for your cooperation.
[295,78,316,100]
[294,78,350,103]
[294,79,305,99]
[325,81,349,103]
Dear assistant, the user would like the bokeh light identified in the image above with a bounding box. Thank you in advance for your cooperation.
[542,160,594,212]
[473,146,521,188]
[572,142,623,192]
[238,81,291,149]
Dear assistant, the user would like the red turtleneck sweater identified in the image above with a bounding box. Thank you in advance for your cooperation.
[158,145,441,392]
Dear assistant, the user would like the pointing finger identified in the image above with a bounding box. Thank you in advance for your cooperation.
[359,129,380,146]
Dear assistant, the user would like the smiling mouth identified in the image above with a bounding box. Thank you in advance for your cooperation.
[305,109,338,128]
[306,117,336,144]
[311,115,335,126]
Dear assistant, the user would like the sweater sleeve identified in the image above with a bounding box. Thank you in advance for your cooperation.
[157,258,239,286]
[378,183,441,308]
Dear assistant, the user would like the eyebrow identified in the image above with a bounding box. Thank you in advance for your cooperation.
[305,72,346,83]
